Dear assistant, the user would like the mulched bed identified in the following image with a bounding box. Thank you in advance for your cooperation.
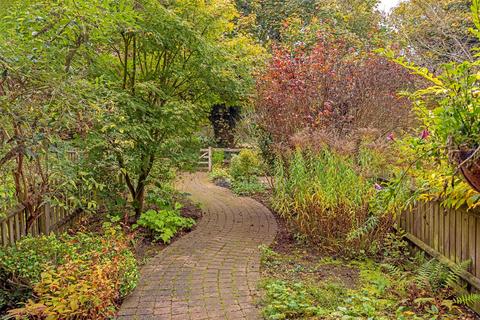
[69,195,203,265]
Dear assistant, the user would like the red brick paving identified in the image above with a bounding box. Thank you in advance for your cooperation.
[117,173,277,320]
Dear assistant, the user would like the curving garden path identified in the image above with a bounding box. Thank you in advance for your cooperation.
[117,172,278,320]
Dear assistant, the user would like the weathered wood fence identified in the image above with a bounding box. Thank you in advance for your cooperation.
[0,203,84,246]
[198,147,242,171]
[0,151,88,246]
[400,202,480,290]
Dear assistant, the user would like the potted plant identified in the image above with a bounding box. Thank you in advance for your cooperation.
[380,49,480,191]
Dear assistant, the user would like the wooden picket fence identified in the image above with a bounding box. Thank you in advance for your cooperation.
[0,150,87,246]
[399,202,480,291]
[0,203,84,246]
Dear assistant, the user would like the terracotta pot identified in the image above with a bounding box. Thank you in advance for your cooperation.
[459,149,480,192]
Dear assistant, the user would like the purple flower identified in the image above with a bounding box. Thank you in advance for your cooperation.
[386,133,395,141]
[374,183,384,191]
[420,129,430,140]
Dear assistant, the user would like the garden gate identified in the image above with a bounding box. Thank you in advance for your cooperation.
[198,147,242,171]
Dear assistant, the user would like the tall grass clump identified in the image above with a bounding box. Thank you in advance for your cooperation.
[272,148,396,253]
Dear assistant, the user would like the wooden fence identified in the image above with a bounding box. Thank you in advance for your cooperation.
[0,203,84,246]
[400,202,480,290]
[0,150,87,246]
[198,147,242,171]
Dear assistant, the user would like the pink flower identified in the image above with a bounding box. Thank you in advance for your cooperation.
[420,129,430,140]
[386,133,395,141]
[374,183,383,191]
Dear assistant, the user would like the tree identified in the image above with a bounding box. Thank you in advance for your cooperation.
[92,0,261,219]
[389,0,477,71]
[235,0,385,48]
[0,0,261,221]
[0,0,111,226]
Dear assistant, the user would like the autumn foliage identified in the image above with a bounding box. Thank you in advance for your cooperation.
[255,36,417,153]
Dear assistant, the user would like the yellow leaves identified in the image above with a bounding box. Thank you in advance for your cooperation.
[7,228,138,320]
[417,165,480,211]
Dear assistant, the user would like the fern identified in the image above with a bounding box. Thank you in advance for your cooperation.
[445,260,471,290]
[381,263,402,278]
[454,293,480,306]
[415,259,450,292]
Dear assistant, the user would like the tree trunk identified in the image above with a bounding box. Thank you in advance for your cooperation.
[133,182,146,220]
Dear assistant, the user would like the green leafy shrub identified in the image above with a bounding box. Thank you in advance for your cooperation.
[146,183,178,210]
[209,165,231,182]
[136,205,195,243]
[212,150,225,166]
[0,226,138,317]
[0,235,74,312]
[231,179,265,196]
[229,149,262,182]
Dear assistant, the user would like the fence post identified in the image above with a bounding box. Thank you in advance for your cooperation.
[39,203,51,235]
[208,147,213,172]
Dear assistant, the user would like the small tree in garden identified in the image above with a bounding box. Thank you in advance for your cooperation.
[1,0,262,221]
[389,0,476,71]
[91,0,261,219]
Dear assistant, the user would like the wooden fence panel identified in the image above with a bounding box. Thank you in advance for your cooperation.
[400,201,480,293]
[0,203,85,246]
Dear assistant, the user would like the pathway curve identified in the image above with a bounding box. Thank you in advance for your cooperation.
[118,172,277,320]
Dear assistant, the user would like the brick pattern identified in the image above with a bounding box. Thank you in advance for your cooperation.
[117,173,277,320]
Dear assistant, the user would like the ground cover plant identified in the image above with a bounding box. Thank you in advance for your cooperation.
[136,204,196,244]
[0,225,138,319]
[259,230,479,320]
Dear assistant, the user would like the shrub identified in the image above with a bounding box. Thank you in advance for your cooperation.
[229,149,262,182]
[231,180,265,196]
[255,35,416,152]
[1,226,138,317]
[136,205,195,243]
[0,235,74,312]
[209,165,231,183]
[212,150,225,166]
[146,183,178,210]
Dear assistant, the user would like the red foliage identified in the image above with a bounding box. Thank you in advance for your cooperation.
[255,36,417,152]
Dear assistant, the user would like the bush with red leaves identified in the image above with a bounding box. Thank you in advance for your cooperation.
[255,36,417,154]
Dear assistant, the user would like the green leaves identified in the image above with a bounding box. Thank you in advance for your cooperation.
[136,206,195,243]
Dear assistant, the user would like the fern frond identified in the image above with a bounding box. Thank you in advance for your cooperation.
[445,260,471,290]
[454,293,480,306]
[381,263,402,277]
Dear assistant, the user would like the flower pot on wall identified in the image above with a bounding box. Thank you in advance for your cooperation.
[459,149,480,193]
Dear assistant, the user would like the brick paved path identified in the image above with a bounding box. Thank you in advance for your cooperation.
[118,173,278,320]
